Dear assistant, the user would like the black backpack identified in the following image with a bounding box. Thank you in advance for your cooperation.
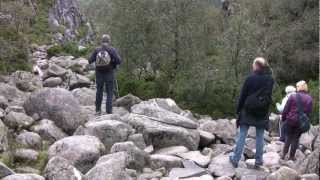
[244,86,272,116]
[296,93,310,133]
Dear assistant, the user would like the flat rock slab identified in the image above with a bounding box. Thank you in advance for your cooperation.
[154,146,189,155]
[177,151,211,167]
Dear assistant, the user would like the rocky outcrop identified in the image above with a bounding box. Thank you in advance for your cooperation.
[48,0,94,43]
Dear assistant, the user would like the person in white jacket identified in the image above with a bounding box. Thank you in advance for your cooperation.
[277,85,296,142]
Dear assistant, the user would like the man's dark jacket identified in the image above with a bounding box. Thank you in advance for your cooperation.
[89,45,122,80]
[236,69,274,129]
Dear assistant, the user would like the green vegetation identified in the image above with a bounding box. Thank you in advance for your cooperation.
[83,0,319,124]
[47,42,93,58]
[0,0,53,75]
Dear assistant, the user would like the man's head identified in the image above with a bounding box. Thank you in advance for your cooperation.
[101,34,111,45]
[252,57,266,72]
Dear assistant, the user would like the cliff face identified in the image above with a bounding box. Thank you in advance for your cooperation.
[48,0,94,44]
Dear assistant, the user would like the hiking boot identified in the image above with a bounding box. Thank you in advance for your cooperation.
[229,156,238,168]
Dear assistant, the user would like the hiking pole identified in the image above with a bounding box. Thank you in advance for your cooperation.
[114,78,120,98]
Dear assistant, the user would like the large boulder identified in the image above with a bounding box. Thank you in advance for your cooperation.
[235,168,269,180]
[44,156,83,180]
[48,135,105,173]
[110,141,150,171]
[2,174,45,180]
[4,112,34,129]
[9,71,42,92]
[30,119,67,144]
[23,88,88,134]
[72,88,95,106]
[120,114,199,150]
[131,100,197,129]
[74,119,134,152]
[267,166,299,180]
[113,94,142,111]
[199,119,236,145]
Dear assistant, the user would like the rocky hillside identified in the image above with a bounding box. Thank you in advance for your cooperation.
[0,45,318,180]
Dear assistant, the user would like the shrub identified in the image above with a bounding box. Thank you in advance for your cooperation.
[47,42,92,58]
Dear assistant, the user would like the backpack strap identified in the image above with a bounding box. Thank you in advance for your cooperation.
[296,93,304,117]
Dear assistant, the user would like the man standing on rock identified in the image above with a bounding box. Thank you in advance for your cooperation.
[229,57,274,168]
[89,34,122,115]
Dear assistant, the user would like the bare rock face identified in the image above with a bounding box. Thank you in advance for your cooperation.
[48,0,94,43]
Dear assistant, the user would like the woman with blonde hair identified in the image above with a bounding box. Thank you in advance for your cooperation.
[281,80,313,161]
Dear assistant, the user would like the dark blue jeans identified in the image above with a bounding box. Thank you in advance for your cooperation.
[95,71,114,114]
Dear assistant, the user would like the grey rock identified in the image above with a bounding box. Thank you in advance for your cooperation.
[69,58,89,75]
[14,148,39,162]
[198,130,215,148]
[43,77,63,87]
[169,162,207,179]
[208,154,235,177]
[0,162,14,178]
[84,156,131,180]
[313,135,320,151]
[138,171,163,180]
[113,107,130,117]
[216,177,233,180]
[209,144,233,158]
[24,88,88,134]
[154,146,189,156]
[0,83,25,102]
[0,96,8,110]
[5,106,25,113]
[4,112,34,129]
[150,154,182,170]
[0,120,8,152]
[16,131,42,149]
[68,73,91,90]
[177,151,211,167]
[9,71,42,92]
[128,134,147,150]
[131,100,198,129]
[300,133,314,150]
[2,174,45,180]
[298,148,320,174]
[235,168,269,180]
[300,174,320,180]
[48,135,105,173]
[199,119,236,145]
[72,88,95,106]
[74,119,133,152]
[15,167,40,175]
[44,156,83,180]
[47,64,67,77]
[120,114,199,150]
[50,56,74,68]
[110,141,150,171]
[113,94,142,111]
[267,166,299,180]
[31,119,67,144]
[181,175,214,180]
[263,152,280,168]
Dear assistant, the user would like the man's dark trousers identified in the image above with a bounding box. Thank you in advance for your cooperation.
[95,71,114,114]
